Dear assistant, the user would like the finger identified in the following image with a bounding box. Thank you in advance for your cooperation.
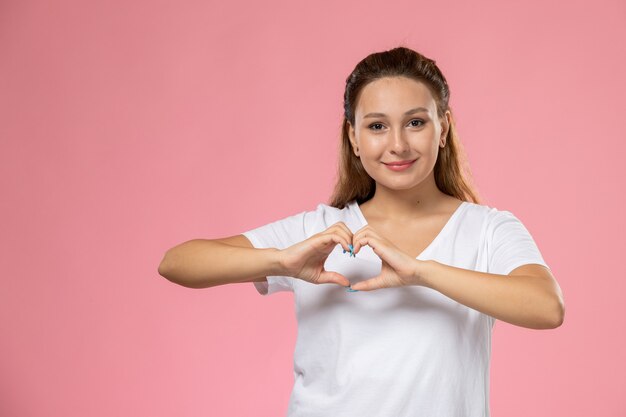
[328,222,356,252]
[318,271,351,287]
[330,221,354,238]
[317,232,351,255]
[352,226,387,256]
[351,229,366,255]
[349,276,383,291]
[353,233,383,258]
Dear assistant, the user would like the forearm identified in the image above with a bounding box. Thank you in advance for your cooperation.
[158,239,283,289]
[417,260,562,329]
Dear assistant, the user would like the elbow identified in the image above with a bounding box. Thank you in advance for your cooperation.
[157,262,169,279]
[545,296,566,329]
[537,279,565,329]
[157,251,176,282]
[157,252,168,276]
[157,250,206,289]
[554,298,566,328]
[527,295,565,330]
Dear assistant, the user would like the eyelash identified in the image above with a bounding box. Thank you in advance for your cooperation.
[368,119,425,130]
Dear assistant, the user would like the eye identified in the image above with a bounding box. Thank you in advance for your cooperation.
[368,122,385,131]
[409,119,425,127]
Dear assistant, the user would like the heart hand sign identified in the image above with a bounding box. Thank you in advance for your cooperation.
[279,222,425,291]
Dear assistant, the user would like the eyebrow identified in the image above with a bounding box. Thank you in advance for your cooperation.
[363,107,430,119]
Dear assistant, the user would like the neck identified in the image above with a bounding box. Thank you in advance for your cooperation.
[363,176,450,222]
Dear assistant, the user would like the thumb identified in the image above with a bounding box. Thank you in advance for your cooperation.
[317,271,351,287]
[349,275,381,291]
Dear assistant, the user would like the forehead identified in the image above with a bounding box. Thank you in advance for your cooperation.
[355,76,437,117]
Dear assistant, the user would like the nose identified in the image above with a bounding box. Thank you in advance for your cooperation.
[390,127,410,154]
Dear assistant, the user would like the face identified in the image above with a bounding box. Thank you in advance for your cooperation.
[348,76,451,191]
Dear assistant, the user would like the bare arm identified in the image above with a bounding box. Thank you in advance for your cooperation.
[418,261,565,329]
[157,234,283,289]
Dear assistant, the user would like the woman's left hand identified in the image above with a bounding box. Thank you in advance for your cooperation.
[349,225,426,291]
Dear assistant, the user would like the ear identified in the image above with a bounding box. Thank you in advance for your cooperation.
[347,121,359,156]
[440,110,451,147]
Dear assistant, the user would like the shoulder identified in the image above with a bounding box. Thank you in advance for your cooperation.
[458,200,497,221]
[462,202,535,244]
[461,201,513,220]
[459,201,520,234]
[309,201,357,228]
[260,201,355,237]
[293,200,368,237]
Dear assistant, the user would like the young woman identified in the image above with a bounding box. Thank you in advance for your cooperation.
[158,46,565,417]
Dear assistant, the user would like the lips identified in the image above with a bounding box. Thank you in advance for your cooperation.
[384,159,417,166]
[384,159,416,172]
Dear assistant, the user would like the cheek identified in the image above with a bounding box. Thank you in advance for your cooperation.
[360,136,385,153]
[415,131,440,151]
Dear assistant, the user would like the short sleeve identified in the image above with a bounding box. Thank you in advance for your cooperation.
[241,210,310,296]
[487,210,550,276]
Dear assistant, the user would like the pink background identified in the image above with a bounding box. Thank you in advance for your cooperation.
[1,0,624,415]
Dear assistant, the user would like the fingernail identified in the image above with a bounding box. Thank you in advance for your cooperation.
[345,284,359,292]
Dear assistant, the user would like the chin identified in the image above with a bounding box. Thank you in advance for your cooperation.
[378,179,424,191]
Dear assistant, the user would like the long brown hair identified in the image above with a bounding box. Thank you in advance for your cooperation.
[328,46,482,209]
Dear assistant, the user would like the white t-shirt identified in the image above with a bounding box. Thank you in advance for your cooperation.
[242,200,549,417]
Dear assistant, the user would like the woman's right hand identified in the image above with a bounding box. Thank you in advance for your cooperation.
[278,222,353,287]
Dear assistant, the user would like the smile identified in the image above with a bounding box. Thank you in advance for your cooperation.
[383,159,417,171]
